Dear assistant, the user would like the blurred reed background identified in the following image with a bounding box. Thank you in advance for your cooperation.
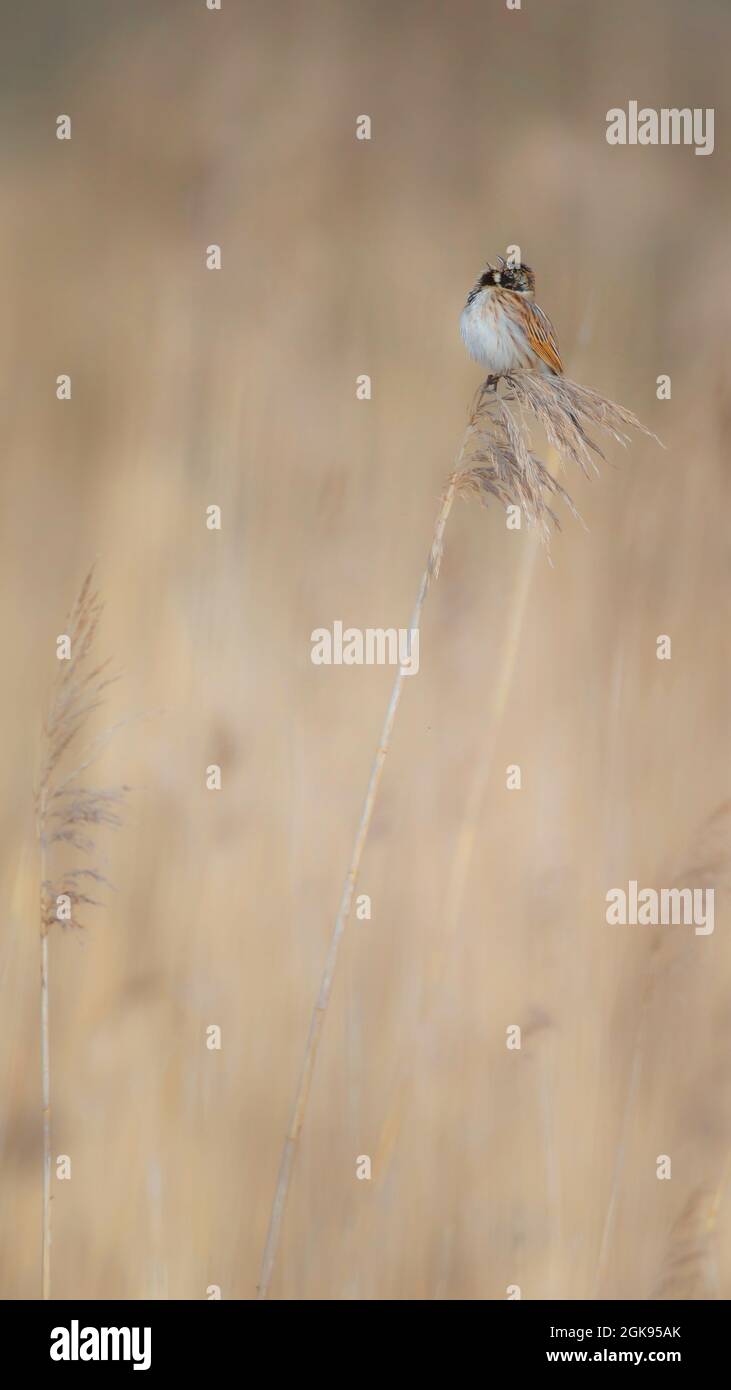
[0,0,729,1299]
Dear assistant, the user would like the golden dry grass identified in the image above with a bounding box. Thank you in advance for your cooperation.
[1,0,730,1299]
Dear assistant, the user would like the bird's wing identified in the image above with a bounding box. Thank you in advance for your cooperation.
[523,301,563,374]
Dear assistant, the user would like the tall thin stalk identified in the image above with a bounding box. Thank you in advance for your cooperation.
[39,823,51,1300]
[256,416,473,1300]
[36,565,129,1299]
[257,372,654,1298]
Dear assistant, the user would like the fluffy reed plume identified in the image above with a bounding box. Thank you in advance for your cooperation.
[257,368,654,1298]
[35,565,129,1298]
[453,372,658,542]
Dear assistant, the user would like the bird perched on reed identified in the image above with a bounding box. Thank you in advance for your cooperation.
[460,256,563,381]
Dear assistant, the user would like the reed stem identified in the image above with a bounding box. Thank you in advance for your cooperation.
[40,820,51,1301]
[256,420,475,1298]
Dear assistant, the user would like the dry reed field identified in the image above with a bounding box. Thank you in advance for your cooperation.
[1,0,730,1301]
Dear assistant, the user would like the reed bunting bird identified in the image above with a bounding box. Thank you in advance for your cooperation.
[460,256,563,380]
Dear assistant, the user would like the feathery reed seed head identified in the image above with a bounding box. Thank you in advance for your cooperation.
[454,371,659,541]
[37,565,130,934]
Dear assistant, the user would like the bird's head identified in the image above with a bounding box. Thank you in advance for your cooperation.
[478,257,535,294]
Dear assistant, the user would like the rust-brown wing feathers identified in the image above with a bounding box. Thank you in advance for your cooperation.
[523,301,563,374]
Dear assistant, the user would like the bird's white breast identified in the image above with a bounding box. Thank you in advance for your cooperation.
[460,288,527,374]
